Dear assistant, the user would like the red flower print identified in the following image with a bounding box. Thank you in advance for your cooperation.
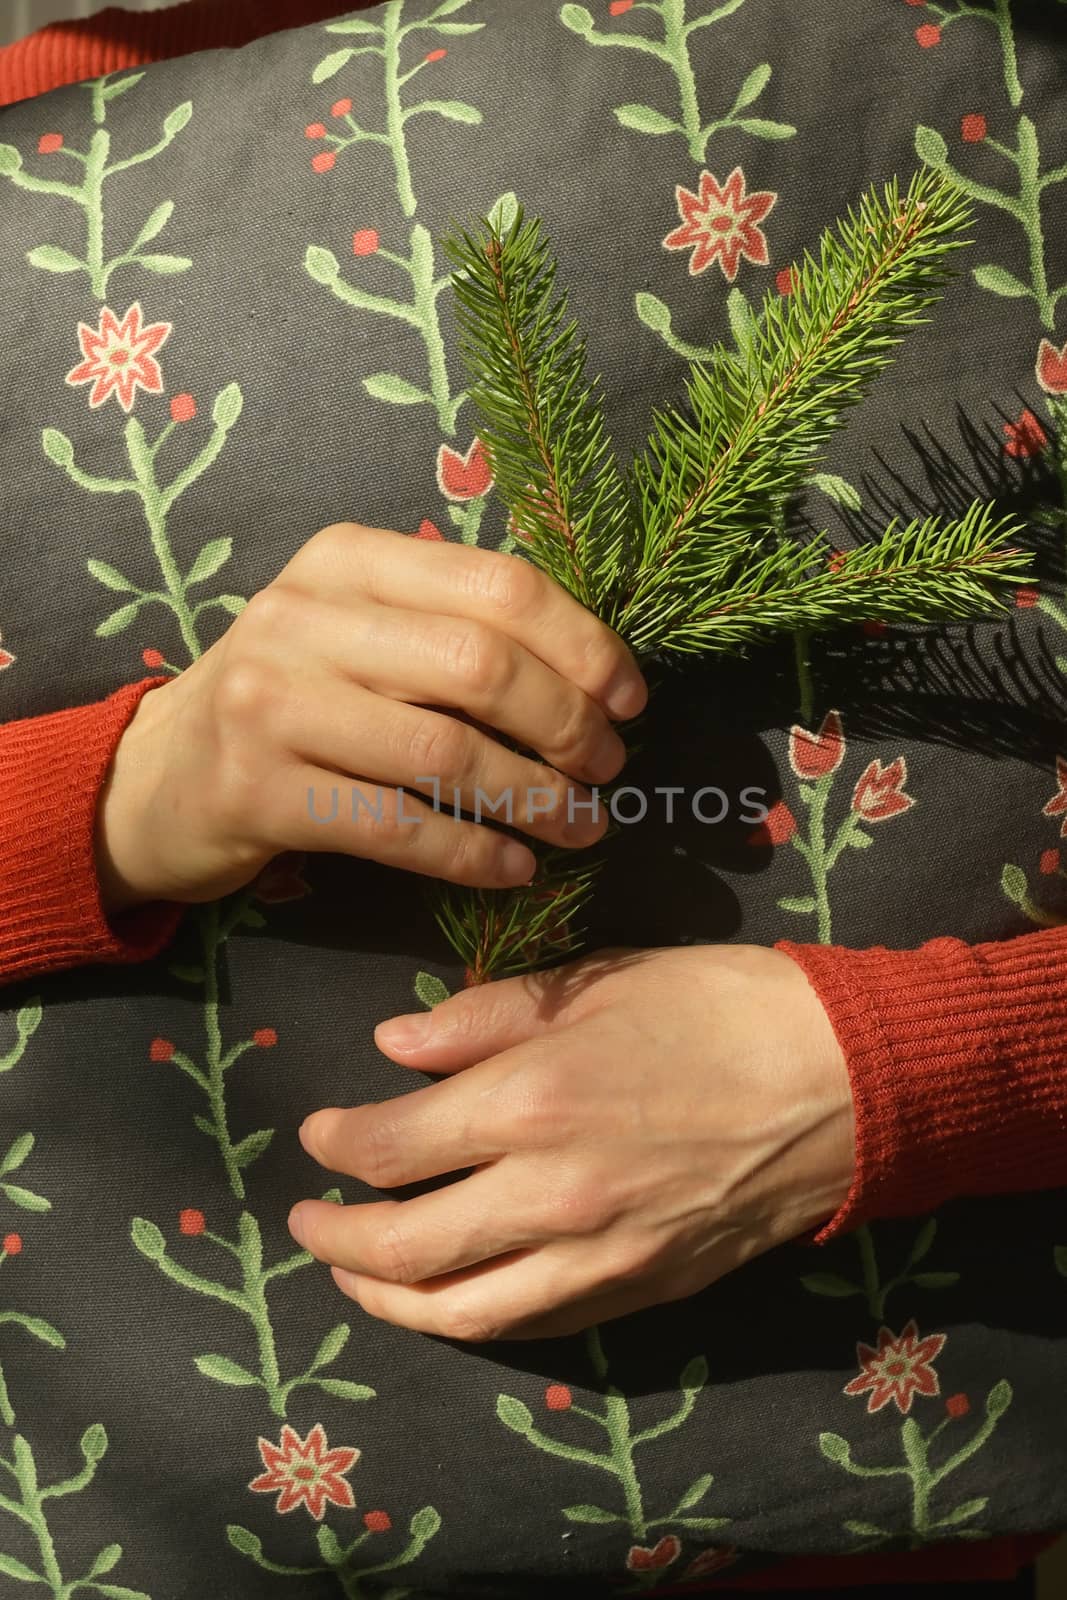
[1040,848,1061,876]
[663,167,776,281]
[0,630,14,671]
[961,113,987,143]
[1042,756,1067,837]
[681,1544,740,1581]
[142,648,165,668]
[610,0,635,12]
[66,303,170,413]
[364,1510,391,1532]
[626,1536,681,1573]
[332,98,353,118]
[312,150,336,173]
[253,1028,278,1048]
[915,23,941,46]
[425,48,448,62]
[1036,338,1067,396]
[747,798,796,847]
[415,518,445,541]
[179,1208,205,1236]
[776,265,797,295]
[37,133,63,154]
[946,1393,970,1419]
[828,548,848,573]
[353,228,380,256]
[789,710,844,780]
[249,1423,360,1520]
[843,1319,946,1414]
[437,438,493,501]
[170,393,196,423]
[1003,409,1048,458]
[253,852,311,904]
[1015,585,1039,608]
[305,122,326,139]
[150,1038,175,1061]
[862,620,888,638]
[3,1233,22,1255]
[903,0,926,6]
[545,1383,572,1410]
[851,756,914,822]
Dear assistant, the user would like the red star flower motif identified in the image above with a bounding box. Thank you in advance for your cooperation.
[843,1319,947,1414]
[682,1544,740,1581]
[252,852,311,904]
[65,303,170,412]
[851,756,914,822]
[436,438,493,501]
[626,1534,681,1572]
[789,709,844,780]
[663,166,776,281]
[1003,408,1048,459]
[0,630,14,671]
[1042,755,1067,837]
[248,1423,360,1520]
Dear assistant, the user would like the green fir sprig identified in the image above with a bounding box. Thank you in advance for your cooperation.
[434,170,1028,983]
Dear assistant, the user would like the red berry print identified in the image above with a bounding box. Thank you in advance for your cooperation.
[425,48,448,62]
[312,150,336,173]
[776,265,797,295]
[150,1038,175,1062]
[862,620,889,638]
[363,1510,392,1532]
[253,1028,278,1049]
[332,98,353,118]
[1015,585,1039,608]
[353,229,380,256]
[3,1233,22,1255]
[142,648,165,668]
[37,133,63,154]
[610,0,635,11]
[305,123,327,140]
[170,393,196,423]
[545,1383,572,1410]
[915,23,941,45]
[945,1393,970,1418]
[415,519,445,540]
[1040,849,1060,876]
[179,1208,206,1236]
[961,113,987,142]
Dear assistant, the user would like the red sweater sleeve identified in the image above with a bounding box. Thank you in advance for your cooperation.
[0,678,185,986]
[777,930,1067,1241]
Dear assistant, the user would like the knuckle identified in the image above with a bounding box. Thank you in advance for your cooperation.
[239,582,294,640]
[408,715,475,783]
[541,1170,611,1236]
[440,623,511,700]
[476,553,543,620]
[369,1218,420,1284]
[439,1299,500,1344]
[354,1116,403,1188]
[358,791,423,857]
[214,654,277,730]
[552,694,598,768]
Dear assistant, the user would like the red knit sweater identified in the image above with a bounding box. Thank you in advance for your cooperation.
[1,4,1063,1589]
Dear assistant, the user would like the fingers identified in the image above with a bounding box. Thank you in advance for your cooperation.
[296,588,629,787]
[289,522,649,724]
[288,760,539,887]
[280,668,608,854]
[373,967,576,1069]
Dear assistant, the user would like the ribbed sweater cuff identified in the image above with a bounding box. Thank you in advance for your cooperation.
[1,677,185,985]
[0,0,356,110]
[775,930,1067,1242]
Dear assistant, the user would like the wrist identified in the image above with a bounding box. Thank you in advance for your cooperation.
[94,679,173,915]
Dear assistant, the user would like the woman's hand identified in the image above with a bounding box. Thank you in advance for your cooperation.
[95,521,647,911]
[288,942,855,1342]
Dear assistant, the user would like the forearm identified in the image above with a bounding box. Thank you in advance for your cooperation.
[0,678,185,986]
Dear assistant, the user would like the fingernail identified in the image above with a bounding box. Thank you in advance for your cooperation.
[603,670,647,720]
[287,1204,307,1245]
[376,1013,432,1050]
[500,839,537,884]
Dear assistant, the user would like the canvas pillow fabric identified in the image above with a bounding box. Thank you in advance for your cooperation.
[1,2,1066,1595]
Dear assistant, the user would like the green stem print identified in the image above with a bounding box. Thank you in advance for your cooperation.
[0,1425,148,1598]
[0,72,191,300]
[305,0,487,438]
[130,1200,374,1420]
[497,1324,732,1590]
[42,383,246,662]
[801,1219,960,1323]
[774,711,914,945]
[228,1504,442,1597]
[0,1003,42,1074]
[820,1379,1013,1550]
[1001,746,1067,924]
[915,5,1067,331]
[559,0,794,164]
[153,891,283,1200]
[0,1136,64,1429]
[1031,393,1067,665]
